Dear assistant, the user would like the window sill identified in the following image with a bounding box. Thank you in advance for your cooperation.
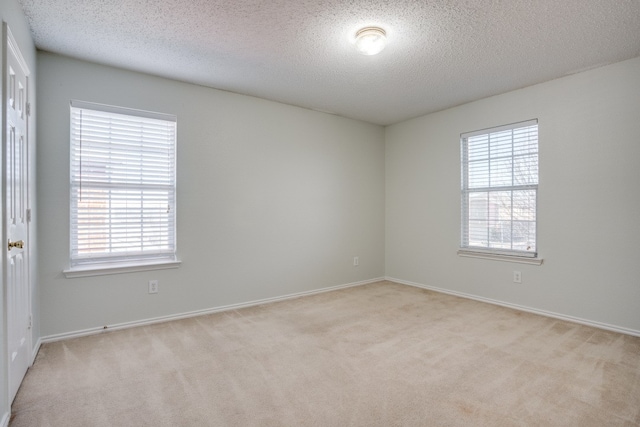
[457,250,543,265]
[63,259,181,278]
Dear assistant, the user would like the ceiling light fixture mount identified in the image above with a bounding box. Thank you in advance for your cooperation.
[355,27,387,56]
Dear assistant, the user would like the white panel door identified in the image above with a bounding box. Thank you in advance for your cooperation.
[4,24,31,403]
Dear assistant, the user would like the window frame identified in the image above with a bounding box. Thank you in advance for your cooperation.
[64,100,180,277]
[459,119,541,263]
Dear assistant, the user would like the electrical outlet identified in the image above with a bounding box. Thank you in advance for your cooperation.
[513,271,522,284]
[148,280,158,294]
[353,256,359,266]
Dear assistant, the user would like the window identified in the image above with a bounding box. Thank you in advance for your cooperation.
[68,100,177,273]
[460,120,538,258]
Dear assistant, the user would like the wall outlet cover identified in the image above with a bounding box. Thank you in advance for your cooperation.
[148,280,159,294]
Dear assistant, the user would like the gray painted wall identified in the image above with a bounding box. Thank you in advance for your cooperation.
[37,52,386,337]
[386,56,640,333]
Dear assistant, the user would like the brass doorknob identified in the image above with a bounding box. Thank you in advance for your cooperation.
[8,240,24,250]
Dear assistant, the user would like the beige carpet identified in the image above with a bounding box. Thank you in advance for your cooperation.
[11,281,640,426]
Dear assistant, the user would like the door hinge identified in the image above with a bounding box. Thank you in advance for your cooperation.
[26,102,31,116]
[26,208,31,222]
[28,314,32,330]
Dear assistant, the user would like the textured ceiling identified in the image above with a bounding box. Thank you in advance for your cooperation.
[17,0,640,125]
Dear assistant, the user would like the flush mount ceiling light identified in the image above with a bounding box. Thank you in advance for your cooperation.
[355,27,387,55]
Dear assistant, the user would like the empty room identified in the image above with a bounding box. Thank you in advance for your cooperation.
[1,0,639,425]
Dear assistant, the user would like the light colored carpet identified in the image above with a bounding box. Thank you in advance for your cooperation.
[11,281,640,426]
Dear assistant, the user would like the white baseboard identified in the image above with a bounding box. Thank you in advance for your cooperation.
[31,338,42,366]
[386,276,640,337]
[41,277,385,344]
[0,411,8,427]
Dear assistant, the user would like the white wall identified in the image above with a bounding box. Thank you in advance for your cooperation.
[386,56,640,333]
[37,52,385,337]
[1,0,37,418]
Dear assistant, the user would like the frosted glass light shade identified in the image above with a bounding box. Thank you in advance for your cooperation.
[355,27,387,55]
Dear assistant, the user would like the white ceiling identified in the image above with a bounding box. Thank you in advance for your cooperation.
[18,0,640,126]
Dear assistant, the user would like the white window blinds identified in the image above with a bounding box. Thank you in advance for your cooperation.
[70,100,177,267]
[461,120,538,257]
